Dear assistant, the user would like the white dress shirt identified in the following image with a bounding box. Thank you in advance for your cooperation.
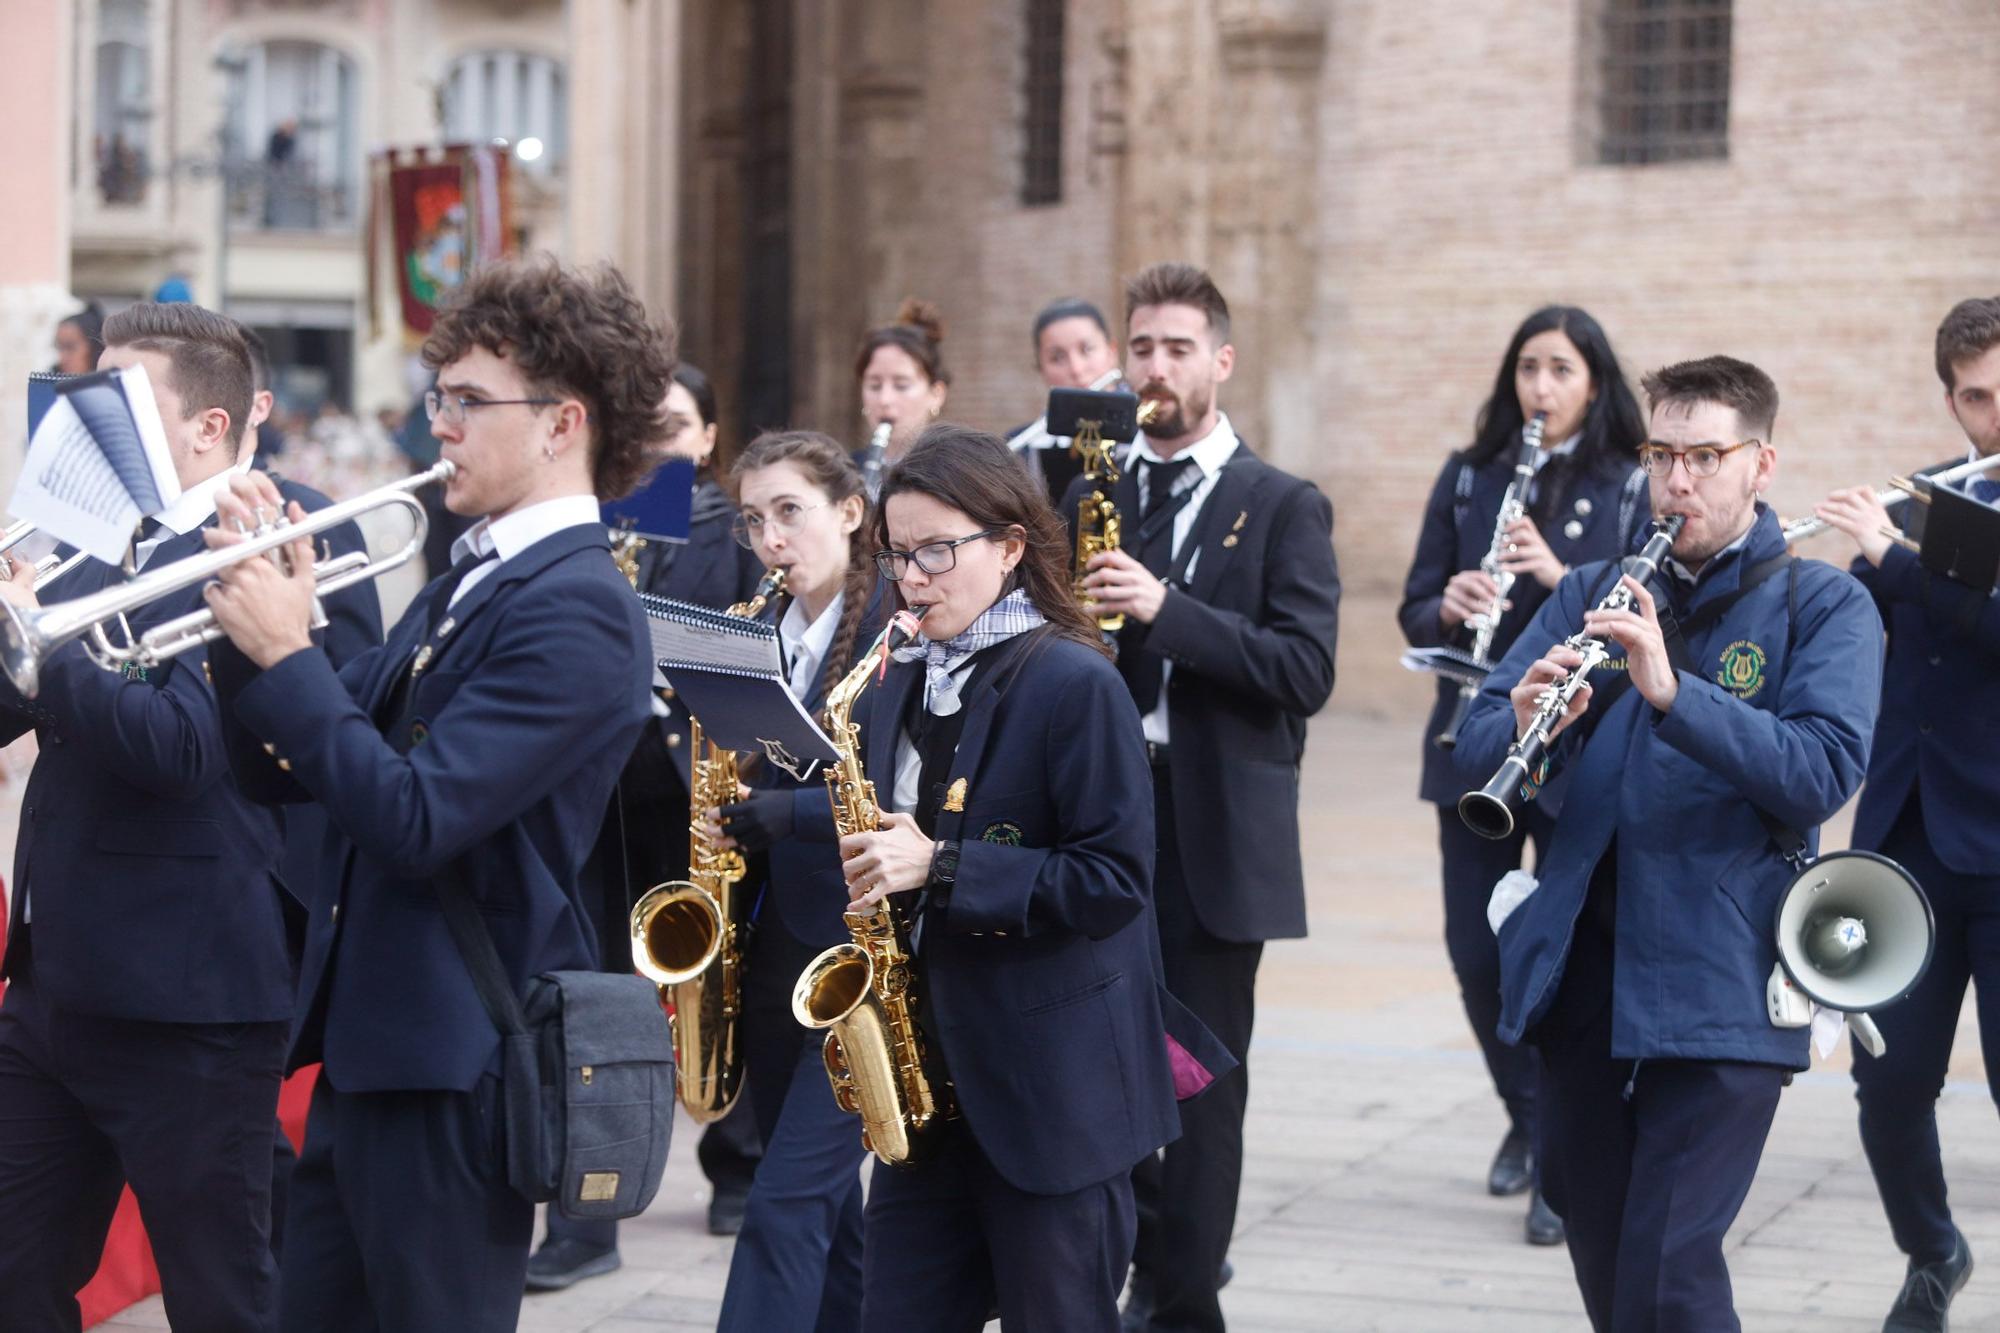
[136,453,256,569]
[1127,413,1241,744]
[779,588,844,702]
[446,494,603,609]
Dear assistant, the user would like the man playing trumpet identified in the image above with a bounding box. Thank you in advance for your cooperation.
[1455,356,1882,1331]
[197,257,663,1331]
[1821,297,2000,1332]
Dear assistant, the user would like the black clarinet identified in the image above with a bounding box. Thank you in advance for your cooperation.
[1435,411,1547,750]
[1457,515,1685,840]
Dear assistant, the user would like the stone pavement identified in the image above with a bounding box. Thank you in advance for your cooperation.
[97,702,2000,1332]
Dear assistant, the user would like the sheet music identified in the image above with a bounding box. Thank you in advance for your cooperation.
[638,592,839,778]
[10,365,180,565]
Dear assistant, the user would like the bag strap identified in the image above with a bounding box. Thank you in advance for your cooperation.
[1654,553,1808,864]
[434,862,530,1038]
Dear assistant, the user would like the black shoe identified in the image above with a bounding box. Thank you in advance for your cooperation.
[707,1188,748,1236]
[1488,1126,1532,1197]
[1121,1260,1233,1331]
[1884,1229,1973,1331]
[1119,1270,1154,1333]
[524,1237,621,1292]
[1525,1188,1565,1246]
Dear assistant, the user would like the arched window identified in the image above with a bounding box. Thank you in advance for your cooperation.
[226,39,360,230]
[442,51,568,176]
[94,0,153,206]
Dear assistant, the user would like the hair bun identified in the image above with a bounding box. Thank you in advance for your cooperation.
[895,298,946,346]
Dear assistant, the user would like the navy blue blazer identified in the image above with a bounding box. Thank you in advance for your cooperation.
[851,633,1185,1196]
[1848,538,2000,875]
[0,528,292,1023]
[1062,443,1340,943]
[212,522,654,1091]
[1398,449,1648,803]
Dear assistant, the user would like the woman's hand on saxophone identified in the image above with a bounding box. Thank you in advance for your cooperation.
[840,811,935,908]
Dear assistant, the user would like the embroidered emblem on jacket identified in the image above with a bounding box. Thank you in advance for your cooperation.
[1716,640,1768,700]
[980,821,1024,846]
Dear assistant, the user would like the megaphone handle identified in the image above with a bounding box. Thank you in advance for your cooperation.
[1848,1012,1886,1058]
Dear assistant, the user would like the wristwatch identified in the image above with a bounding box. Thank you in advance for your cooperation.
[927,839,961,904]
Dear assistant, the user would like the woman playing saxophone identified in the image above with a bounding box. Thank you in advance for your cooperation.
[696,430,890,1333]
[822,425,1217,1331]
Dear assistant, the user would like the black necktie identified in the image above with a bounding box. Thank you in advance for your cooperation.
[427,548,498,634]
[137,516,166,542]
[1120,458,1196,714]
[378,549,497,742]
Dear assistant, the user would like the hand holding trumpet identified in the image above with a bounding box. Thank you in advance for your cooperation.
[201,471,320,669]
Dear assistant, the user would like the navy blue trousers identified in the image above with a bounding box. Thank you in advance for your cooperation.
[276,1073,532,1333]
[1852,793,2000,1265]
[1436,802,1551,1135]
[0,952,288,1333]
[1535,931,1786,1332]
[716,917,864,1333]
[1131,765,1261,1333]
[862,1119,1136,1333]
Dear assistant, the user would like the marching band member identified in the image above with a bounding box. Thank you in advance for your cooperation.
[857,299,951,470]
[1455,356,1883,1331]
[1069,262,1340,1333]
[1397,305,1648,1244]
[1005,297,1124,504]
[527,361,766,1290]
[199,256,662,1331]
[701,430,888,1332]
[838,426,1207,1331]
[0,304,294,1331]
[1820,297,2000,1332]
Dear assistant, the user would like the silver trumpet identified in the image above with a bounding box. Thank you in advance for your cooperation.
[1,462,454,698]
[0,519,95,588]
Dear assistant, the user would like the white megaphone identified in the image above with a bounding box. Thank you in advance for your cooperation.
[1769,850,1934,1057]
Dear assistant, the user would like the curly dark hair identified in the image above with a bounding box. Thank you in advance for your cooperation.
[875,424,1107,657]
[421,255,676,499]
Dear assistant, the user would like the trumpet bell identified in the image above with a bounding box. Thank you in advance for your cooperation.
[629,881,725,986]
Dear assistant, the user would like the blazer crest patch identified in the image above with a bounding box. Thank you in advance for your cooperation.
[980,820,1024,846]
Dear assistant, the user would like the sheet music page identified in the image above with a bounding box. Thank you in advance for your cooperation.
[9,365,181,565]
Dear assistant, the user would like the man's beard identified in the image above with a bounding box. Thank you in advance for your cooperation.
[1144,386,1211,441]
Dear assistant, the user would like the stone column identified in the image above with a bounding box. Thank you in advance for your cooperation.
[1211,1,1328,468]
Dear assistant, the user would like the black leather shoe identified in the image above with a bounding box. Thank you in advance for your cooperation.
[1525,1187,1565,1246]
[1488,1125,1532,1197]
[707,1188,748,1236]
[1121,1260,1234,1331]
[1119,1271,1154,1333]
[524,1237,621,1292]
[1884,1229,1973,1331]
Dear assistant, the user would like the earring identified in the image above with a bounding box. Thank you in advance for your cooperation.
[543,444,557,463]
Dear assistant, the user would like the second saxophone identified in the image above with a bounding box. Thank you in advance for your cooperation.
[791,607,951,1165]
[629,565,788,1122]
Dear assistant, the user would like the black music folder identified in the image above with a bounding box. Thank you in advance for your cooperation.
[1399,645,1492,688]
[640,593,840,781]
[1917,481,2000,594]
[14,365,179,563]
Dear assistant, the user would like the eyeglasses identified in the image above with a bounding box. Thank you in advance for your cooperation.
[1637,439,1761,479]
[731,500,826,549]
[874,531,1002,581]
[423,389,560,427]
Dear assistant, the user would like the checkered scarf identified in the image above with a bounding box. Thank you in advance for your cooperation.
[891,588,1046,715]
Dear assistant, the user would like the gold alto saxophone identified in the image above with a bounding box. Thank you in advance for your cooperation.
[1073,394,1164,631]
[629,566,788,1122]
[790,606,951,1165]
